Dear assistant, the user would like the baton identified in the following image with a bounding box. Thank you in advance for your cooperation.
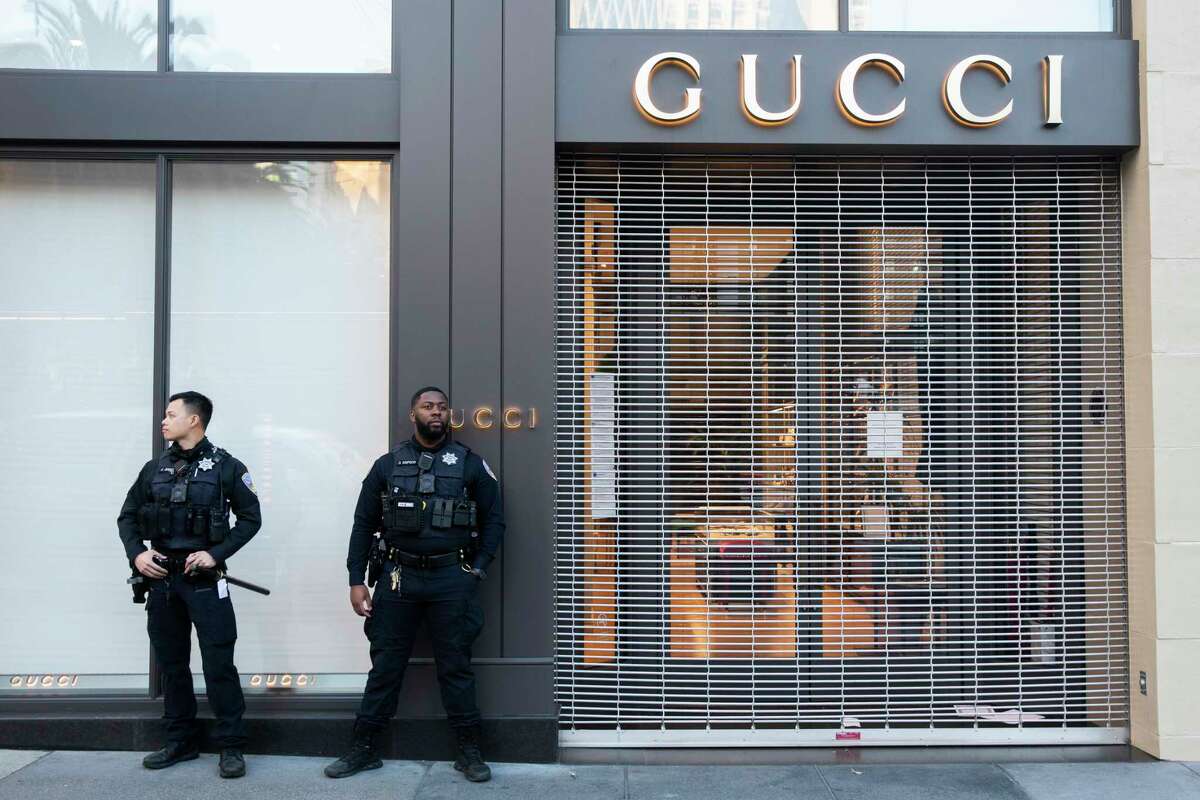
[192,567,271,596]
[221,573,271,596]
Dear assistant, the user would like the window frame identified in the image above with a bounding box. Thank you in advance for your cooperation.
[557,0,1131,37]
[0,0,397,74]
[0,147,399,701]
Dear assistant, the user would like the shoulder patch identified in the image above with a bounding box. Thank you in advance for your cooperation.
[241,472,257,495]
[481,458,497,481]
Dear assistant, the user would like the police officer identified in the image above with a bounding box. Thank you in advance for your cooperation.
[117,391,262,779]
[325,386,504,782]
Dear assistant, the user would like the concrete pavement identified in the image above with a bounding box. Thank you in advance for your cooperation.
[3,750,1200,799]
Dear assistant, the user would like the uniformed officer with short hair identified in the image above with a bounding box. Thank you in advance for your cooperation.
[117,391,262,779]
[325,386,504,782]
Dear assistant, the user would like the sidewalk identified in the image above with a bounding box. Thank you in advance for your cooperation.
[3,749,1200,799]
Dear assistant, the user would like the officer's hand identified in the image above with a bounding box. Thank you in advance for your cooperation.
[184,551,216,574]
[350,585,372,617]
[135,549,168,579]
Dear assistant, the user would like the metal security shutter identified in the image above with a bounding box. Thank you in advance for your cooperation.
[554,154,1127,747]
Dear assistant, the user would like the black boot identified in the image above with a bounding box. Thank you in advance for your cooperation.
[219,749,246,778]
[142,740,199,770]
[453,725,491,783]
[324,722,383,778]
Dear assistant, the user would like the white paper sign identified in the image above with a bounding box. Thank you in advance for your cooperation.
[861,505,889,539]
[589,373,617,519]
[866,410,904,459]
[1032,622,1059,664]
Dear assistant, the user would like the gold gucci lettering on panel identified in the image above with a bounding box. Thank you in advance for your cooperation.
[943,55,1014,128]
[632,52,703,126]
[631,51,1067,131]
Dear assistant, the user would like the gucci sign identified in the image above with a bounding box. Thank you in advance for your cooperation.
[633,51,1064,129]
[449,407,539,431]
[248,673,315,689]
[8,674,79,689]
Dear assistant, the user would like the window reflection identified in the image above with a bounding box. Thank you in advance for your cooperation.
[0,0,158,70]
[569,0,837,30]
[171,0,390,73]
[169,160,390,679]
[848,0,1114,32]
[0,159,155,686]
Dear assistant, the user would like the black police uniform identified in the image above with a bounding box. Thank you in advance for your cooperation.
[345,435,505,734]
[117,437,262,750]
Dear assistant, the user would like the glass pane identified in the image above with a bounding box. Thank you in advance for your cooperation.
[569,0,837,30]
[0,0,157,70]
[171,0,390,73]
[0,160,155,692]
[169,161,390,687]
[848,0,1114,32]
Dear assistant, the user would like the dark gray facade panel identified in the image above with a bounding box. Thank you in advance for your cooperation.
[453,0,506,660]
[373,662,554,718]
[151,157,171,458]
[0,703,556,762]
[388,0,453,659]
[502,0,557,677]
[0,74,402,143]
[556,35,1138,148]
[394,0,452,424]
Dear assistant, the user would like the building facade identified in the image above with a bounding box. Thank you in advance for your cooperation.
[0,0,1190,761]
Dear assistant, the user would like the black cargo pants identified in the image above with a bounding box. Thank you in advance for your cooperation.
[146,572,246,748]
[356,560,484,730]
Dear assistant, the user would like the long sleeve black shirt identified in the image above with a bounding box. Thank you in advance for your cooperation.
[117,437,262,566]
[346,436,505,586]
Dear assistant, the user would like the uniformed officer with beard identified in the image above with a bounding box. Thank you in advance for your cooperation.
[117,391,261,778]
[325,386,504,782]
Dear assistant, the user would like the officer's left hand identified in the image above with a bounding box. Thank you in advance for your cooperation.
[184,550,216,573]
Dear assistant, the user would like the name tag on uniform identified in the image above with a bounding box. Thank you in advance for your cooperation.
[217,579,229,599]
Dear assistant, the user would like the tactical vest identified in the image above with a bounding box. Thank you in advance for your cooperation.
[138,445,230,552]
[380,440,478,551]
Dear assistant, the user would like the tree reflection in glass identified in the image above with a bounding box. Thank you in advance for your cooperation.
[0,0,156,69]
[0,0,207,70]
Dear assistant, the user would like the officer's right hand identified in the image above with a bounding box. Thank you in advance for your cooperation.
[350,585,372,617]
[134,549,168,579]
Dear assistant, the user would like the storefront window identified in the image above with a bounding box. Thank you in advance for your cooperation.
[169,160,390,691]
[569,0,838,30]
[847,0,1115,32]
[170,0,390,72]
[0,160,156,692]
[556,154,1127,732]
[0,0,158,70]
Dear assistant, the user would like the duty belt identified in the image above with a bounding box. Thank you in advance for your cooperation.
[383,545,472,570]
[151,553,215,579]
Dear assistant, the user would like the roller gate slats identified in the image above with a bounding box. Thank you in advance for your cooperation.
[554,154,1127,747]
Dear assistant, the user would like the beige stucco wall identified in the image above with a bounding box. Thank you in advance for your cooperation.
[1125,0,1200,761]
